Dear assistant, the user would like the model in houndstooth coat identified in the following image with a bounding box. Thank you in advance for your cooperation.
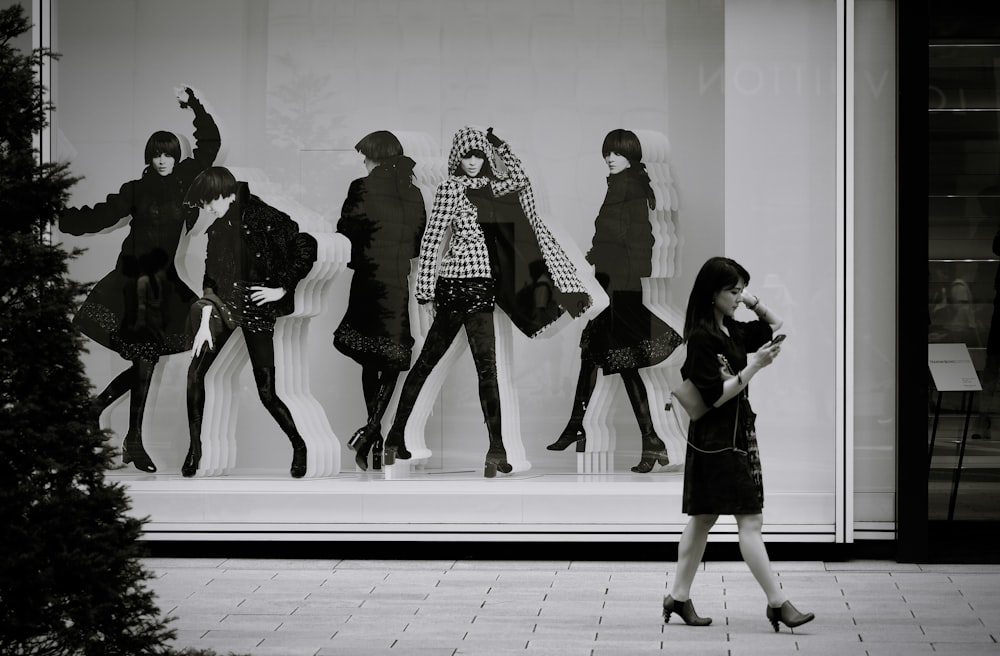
[383,125,592,477]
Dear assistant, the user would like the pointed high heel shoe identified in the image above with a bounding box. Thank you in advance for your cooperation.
[662,595,712,626]
[631,449,669,473]
[766,601,815,632]
[121,432,157,473]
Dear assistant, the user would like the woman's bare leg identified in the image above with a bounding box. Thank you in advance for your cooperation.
[670,514,718,601]
[735,513,786,606]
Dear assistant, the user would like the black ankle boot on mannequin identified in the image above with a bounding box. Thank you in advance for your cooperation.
[621,369,669,473]
[122,430,156,473]
[547,361,596,451]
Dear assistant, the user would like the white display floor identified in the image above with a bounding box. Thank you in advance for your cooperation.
[111,464,838,543]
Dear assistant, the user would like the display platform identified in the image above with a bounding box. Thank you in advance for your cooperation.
[112,466,837,543]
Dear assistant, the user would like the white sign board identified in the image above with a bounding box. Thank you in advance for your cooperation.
[928,343,982,392]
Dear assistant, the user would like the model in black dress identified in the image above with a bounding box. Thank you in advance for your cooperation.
[59,86,220,473]
[333,131,427,471]
[547,129,682,473]
[662,256,814,632]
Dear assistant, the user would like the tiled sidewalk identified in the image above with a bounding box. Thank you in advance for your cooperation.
[143,557,1000,655]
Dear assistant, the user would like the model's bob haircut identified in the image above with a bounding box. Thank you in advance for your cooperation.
[144,130,182,166]
[355,130,404,164]
[601,128,643,166]
[184,166,239,208]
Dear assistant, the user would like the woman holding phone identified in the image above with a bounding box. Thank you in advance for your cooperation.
[662,256,813,632]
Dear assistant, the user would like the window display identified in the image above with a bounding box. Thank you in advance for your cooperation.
[49,0,847,540]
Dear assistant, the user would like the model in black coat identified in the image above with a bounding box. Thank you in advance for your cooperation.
[334,131,427,471]
[547,129,682,473]
[182,169,318,478]
[59,86,220,473]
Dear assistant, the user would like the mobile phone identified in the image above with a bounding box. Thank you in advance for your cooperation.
[771,334,786,345]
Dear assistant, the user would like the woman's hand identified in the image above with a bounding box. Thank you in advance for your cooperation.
[486,127,504,147]
[250,285,286,306]
[175,85,194,109]
[747,339,782,372]
[192,305,214,358]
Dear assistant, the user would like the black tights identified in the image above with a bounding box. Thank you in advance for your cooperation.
[186,325,302,446]
[389,308,499,437]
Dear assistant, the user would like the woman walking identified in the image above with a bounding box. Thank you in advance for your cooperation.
[662,256,814,632]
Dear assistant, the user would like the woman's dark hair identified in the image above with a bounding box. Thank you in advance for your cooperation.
[602,128,655,209]
[183,166,239,208]
[601,129,643,165]
[452,148,495,179]
[683,256,752,340]
[355,130,404,165]
[144,131,182,166]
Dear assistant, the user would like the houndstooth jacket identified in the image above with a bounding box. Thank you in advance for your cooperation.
[415,127,591,318]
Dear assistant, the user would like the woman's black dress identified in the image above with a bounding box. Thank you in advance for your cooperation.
[333,156,427,371]
[580,167,682,373]
[681,318,774,515]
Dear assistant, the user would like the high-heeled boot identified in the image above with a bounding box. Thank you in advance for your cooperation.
[254,366,307,478]
[350,374,397,471]
[92,365,135,432]
[547,360,597,452]
[121,360,157,473]
[621,369,669,473]
[182,409,203,479]
[766,600,815,632]
[662,595,712,626]
[481,388,512,478]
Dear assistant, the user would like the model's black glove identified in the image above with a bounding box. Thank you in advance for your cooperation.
[486,127,504,147]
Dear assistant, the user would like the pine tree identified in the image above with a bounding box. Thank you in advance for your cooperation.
[0,5,178,654]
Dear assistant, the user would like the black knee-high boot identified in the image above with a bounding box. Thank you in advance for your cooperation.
[121,359,157,473]
[480,379,512,478]
[547,359,598,451]
[183,364,206,478]
[255,366,307,478]
[352,372,398,472]
[92,366,136,431]
[621,369,669,473]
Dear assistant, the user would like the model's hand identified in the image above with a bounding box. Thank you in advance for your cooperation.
[747,340,782,371]
[250,285,286,306]
[485,127,504,147]
[175,85,194,108]
[192,306,214,358]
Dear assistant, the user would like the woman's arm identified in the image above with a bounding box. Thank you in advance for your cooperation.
[741,289,783,333]
[179,86,221,170]
[413,183,454,303]
[58,180,136,235]
[488,141,529,198]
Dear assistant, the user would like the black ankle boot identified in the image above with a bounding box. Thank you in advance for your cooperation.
[548,361,596,452]
[622,369,669,473]
[122,430,156,473]
[546,418,586,451]
[348,425,374,471]
[662,595,712,626]
[766,600,814,632]
[290,438,307,478]
[181,440,201,478]
[383,427,411,464]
